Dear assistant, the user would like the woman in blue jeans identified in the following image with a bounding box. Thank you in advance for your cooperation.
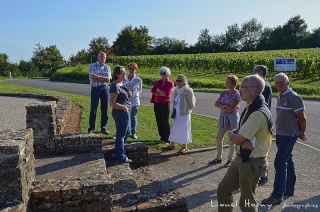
[123,62,142,139]
[109,66,132,163]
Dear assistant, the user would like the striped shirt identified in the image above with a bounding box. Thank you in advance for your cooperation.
[276,88,305,137]
[88,62,111,86]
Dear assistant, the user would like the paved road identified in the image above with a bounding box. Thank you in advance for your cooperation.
[3,78,319,150]
[2,78,319,211]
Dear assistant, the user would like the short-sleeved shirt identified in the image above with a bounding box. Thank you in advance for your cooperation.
[218,90,240,114]
[276,88,305,137]
[88,62,111,86]
[109,82,131,113]
[237,109,271,158]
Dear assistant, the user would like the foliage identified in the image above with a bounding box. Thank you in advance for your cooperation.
[112,25,153,56]
[0,53,10,76]
[87,37,110,62]
[151,36,189,54]
[18,60,40,77]
[240,18,263,51]
[31,43,65,77]
[69,49,90,66]
[194,28,213,53]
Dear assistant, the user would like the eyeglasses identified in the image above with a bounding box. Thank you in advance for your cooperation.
[160,73,166,75]
[129,68,135,71]
[120,72,126,75]
[176,80,182,83]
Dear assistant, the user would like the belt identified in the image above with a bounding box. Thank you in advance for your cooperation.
[92,85,106,88]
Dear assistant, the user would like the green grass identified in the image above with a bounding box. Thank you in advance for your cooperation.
[0,82,223,150]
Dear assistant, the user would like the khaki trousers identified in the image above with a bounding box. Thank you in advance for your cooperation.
[217,156,267,212]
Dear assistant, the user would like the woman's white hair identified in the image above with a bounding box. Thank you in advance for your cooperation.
[159,66,171,76]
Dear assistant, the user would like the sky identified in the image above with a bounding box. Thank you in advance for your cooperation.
[1,0,320,63]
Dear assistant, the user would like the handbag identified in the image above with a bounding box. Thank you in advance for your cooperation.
[171,108,176,119]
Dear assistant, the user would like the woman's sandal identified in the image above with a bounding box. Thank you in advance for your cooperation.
[162,146,174,151]
[261,196,282,205]
[178,148,187,154]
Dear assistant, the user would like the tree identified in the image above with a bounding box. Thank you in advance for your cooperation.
[31,43,65,77]
[69,49,90,65]
[281,15,308,49]
[256,27,274,50]
[0,53,10,76]
[240,18,263,51]
[213,23,242,52]
[112,25,153,56]
[19,60,39,77]
[194,28,214,53]
[300,27,320,48]
[88,37,110,62]
[151,36,188,54]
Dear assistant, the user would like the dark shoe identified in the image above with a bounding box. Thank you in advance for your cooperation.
[224,160,232,167]
[100,129,110,135]
[162,146,174,152]
[261,196,282,205]
[131,134,138,139]
[284,192,294,197]
[208,158,222,165]
[258,176,268,185]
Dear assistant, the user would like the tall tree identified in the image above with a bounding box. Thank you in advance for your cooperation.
[88,37,110,62]
[151,36,188,54]
[69,49,90,65]
[0,53,10,76]
[112,25,153,56]
[195,28,213,53]
[31,43,65,77]
[300,27,320,48]
[240,18,263,51]
[281,15,308,49]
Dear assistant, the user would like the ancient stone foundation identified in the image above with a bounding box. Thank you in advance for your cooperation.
[0,129,35,212]
[0,93,188,212]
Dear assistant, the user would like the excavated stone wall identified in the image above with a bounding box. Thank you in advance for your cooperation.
[0,129,35,212]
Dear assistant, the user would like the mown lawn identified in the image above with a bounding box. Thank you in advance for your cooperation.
[0,82,222,150]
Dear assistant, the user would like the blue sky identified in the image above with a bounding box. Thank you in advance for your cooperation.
[1,0,319,63]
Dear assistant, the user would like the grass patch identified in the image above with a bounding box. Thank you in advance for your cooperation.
[0,82,225,150]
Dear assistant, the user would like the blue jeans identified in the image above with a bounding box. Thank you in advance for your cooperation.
[272,135,297,199]
[130,106,138,135]
[88,86,109,132]
[112,111,130,162]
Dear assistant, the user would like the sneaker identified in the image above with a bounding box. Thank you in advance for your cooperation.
[258,176,268,185]
[116,157,132,163]
[208,158,222,165]
[88,130,94,133]
[224,160,232,167]
[131,134,138,139]
[100,129,110,135]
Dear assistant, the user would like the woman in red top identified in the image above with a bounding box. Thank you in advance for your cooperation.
[151,66,174,143]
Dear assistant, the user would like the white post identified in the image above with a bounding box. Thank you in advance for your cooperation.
[9,72,12,79]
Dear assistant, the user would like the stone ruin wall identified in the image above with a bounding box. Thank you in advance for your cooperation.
[0,129,35,212]
[0,93,110,211]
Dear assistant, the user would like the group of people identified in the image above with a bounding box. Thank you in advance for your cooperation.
[88,52,142,163]
[87,52,307,211]
[212,66,307,211]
